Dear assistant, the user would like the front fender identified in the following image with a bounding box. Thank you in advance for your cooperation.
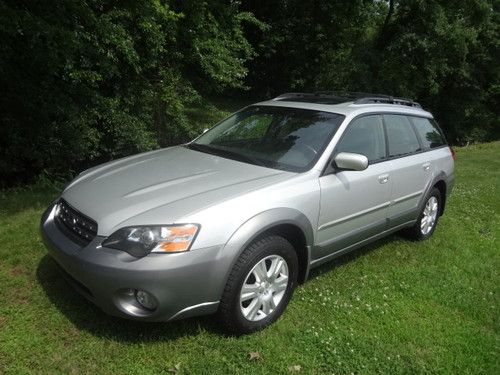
[212,208,314,300]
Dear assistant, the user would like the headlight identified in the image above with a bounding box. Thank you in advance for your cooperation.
[101,224,199,257]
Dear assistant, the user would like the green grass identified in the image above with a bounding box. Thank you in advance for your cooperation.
[0,142,499,374]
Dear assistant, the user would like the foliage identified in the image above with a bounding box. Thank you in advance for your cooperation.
[0,142,498,373]
[0,0,498,185]
[0,0,259,185]
[243,0,499,144]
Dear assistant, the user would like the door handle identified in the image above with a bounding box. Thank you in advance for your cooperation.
[378,174,389,184]
[422,162,431,171]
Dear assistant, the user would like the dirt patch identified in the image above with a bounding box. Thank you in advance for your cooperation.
[5,286,30,305]
[9,266,29,277]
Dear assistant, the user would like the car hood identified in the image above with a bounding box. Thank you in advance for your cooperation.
[62,146,292,235]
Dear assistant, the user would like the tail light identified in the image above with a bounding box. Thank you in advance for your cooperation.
[449,146,456,161]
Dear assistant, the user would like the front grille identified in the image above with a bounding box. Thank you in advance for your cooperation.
[55,199,97,246]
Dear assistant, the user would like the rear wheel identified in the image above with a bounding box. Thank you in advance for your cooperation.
[218,235,298,335]
[406,187,441,240]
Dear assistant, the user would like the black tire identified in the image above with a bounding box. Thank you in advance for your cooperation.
[405,187,442,241]
[218,235,298,335]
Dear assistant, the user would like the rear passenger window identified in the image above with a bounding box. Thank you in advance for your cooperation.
[411,117,446,149]
[336,115,386,163]
[384,115,421,157]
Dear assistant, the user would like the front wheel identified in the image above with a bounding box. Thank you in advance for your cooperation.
[405,187,442,240]
[218,235,298,335]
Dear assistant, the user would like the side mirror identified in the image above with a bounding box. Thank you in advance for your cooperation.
[333,152,369,171]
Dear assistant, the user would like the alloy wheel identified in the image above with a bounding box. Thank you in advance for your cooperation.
[239,255,289,322]
[421,196,439,235]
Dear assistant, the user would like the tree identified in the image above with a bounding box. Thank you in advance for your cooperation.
[243,0,499,143]
[0,0,260,184]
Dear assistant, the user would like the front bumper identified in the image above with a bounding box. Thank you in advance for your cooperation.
[40,204,223,321]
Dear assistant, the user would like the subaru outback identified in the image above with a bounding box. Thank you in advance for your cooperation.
[41,92,455,334]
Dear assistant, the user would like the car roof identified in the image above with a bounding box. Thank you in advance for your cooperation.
[253,92,434,119]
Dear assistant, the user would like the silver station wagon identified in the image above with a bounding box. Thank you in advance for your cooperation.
[41,92,455,334]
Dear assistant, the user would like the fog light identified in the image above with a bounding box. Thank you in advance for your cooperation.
[134,289,157,311]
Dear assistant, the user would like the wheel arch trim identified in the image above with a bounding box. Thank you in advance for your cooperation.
[418,172,449,217]
[217,208,314,299]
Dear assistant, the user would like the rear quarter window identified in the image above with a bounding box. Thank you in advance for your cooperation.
[383,114,421,157]
[411,117,446,149]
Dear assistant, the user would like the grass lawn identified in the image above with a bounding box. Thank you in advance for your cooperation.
[0,141,498,374]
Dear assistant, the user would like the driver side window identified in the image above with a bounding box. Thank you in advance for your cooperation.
[336,115,386,163]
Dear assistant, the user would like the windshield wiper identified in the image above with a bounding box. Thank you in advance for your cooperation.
[185,143,211,153]
[186,143,265,167]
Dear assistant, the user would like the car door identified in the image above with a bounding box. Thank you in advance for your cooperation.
[315,114,392,261]
[383,114,432,227]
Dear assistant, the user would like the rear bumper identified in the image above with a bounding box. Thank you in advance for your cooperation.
[40,203,223,321]
[446,173,455,196]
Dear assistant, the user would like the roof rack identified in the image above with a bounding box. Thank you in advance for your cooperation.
[354,96,421,108]
[273,91,421,108]
[272,92,349,104]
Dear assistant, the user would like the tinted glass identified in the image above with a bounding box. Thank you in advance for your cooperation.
[384,115,421,157]
[213,113,272,141]
[336,115,386,162]
[411,117,445,149]
[192,106,345,172]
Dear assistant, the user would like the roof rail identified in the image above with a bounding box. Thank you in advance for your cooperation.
[313,91,391,99]
[353,96,421,108]
[272,92,356,105]
[273,92,346,101]
[273,91,421,108]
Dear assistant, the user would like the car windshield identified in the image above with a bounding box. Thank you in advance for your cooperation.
[188,106,344,172]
